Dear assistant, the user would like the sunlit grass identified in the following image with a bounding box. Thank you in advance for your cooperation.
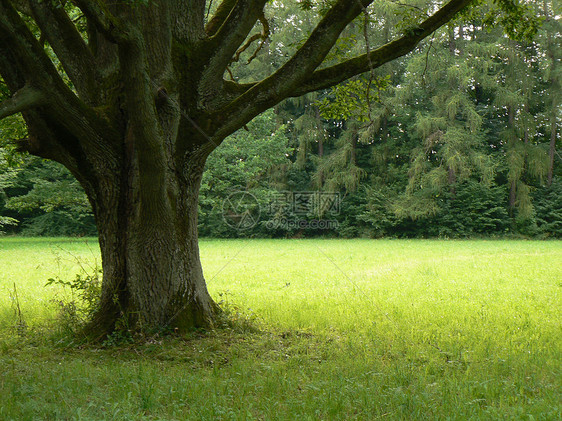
[0,237,560,419]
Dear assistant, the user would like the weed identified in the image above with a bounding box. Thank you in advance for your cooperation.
[46,265,102,335]
[9,283,27,335]
[216,290,261,333]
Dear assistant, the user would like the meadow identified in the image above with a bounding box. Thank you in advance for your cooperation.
[0,237,560,420]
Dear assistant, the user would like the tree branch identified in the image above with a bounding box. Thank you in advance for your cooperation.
[8,0,32,16]
[205,0,238,36]
[117,31,169,198]
[169,0,206,43]
[71,0,129,43]
[212,0,372,137]
[203,0,268,84]
[0,0,121,160]
[0,84,44,120]
[261,0,372,94]
[291,0,474,97]
[0,0,63,88]
[230,13,270,66]
[214,0,473,139]
[28,1,98,103]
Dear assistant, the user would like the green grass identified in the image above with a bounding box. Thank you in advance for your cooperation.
[0,237,560,420]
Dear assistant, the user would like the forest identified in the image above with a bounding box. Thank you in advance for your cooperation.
[0,1,560,239]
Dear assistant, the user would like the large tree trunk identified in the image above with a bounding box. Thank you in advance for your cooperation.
[548,115,557,186]
[508,179,517,214]
[86,146,218,339]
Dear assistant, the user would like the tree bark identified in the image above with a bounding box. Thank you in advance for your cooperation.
[507,105,517,212]
[547,113,557,187]
[508,179,517,214]
[86,145,217,339]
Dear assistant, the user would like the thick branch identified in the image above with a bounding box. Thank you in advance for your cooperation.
[0,0,71,95]
[117,32,170,211]
[0,0,120,161]
[262,0,372,94]
[222,79,257,96]
[9,0,32,15]
[169,0,206,43]
[203,0,268,82]
[0,84,44,119]
[140,1,173,79]
[71,0,128,43]
[205,0,238,36]
[29,1,98,103]
[0,0,53,82]
[215,0,473,139]
[292,0,475,96]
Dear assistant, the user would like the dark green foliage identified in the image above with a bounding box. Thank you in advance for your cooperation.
[432,182,510,238]
[355,185,400,238]
[198,110,292,238]
[339,186,393,238]
[20,211,96,237]
[0,157,96,236]
[356,182,510,238]
[46,266,102,337]
[534,180,562,238]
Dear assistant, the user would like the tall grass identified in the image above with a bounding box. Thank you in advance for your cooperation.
[0,238,560,420]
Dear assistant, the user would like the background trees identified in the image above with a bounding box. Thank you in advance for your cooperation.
[1,0,559,239]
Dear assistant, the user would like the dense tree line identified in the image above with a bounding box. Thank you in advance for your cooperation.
[206,0,561,238]
[1,0,560,239]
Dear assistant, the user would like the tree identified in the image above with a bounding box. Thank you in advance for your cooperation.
[0,0,513,337]
[0,150,18,232]
[2,157,96,235]
[539,0,560,186]
[198,109,292,237]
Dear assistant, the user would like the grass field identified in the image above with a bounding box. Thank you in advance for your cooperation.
[0,238,560,420]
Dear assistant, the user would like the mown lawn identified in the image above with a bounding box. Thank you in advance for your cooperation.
[0,238,560,420]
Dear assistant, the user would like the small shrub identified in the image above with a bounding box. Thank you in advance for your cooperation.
[46,266,102,335]
[216,291,261,333]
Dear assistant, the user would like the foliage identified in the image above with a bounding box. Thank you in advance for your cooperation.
[534,179,562,237]
[199,110,292,237]
[317,76,391,122]
[0,215,17,232]
[45,260,102,337]
[433,181,510,237]
[0,156,96,236]
[0,151,19,233]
